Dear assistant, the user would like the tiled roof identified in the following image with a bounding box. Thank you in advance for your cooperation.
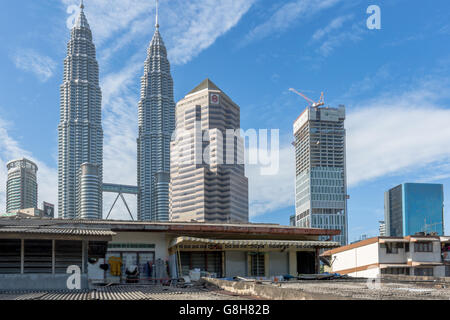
[0,226,115,237]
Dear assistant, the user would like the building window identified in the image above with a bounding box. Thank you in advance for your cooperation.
[250,253,265,277]
[381,267,410,275]
[385,243,399,254]
[414,242,433,253]
[414,268,433,276]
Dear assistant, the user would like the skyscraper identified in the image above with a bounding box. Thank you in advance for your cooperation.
[384,183,444,237]
[137,4,175,221]
[6,158,38,213]
[170,79,249,223]
[58,2,103,219]
[293,105,348,245]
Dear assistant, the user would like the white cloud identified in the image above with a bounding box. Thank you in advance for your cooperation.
[100,59,141,220]
[12,49,57,82]
[247,144,295,218]
[316,22,365,57]
[0,118,57,214]
[347,79,450,186]
[243,0,341,45]
[311,14,353,41]
[62,0,255,65]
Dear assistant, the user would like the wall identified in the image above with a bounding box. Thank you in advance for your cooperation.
[379,243,407,264]
[409,241,442,263]
[110,232,170,260]
[331,242,379,276]
[225,251,247,278]
[268,252,289,276]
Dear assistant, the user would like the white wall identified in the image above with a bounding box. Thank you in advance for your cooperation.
[110,232,170,261]
[332,242,379,275]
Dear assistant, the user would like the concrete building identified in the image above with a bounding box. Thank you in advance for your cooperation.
[322,235,450,278]
[293,105,348,245]
[1,206,54,219]
[170,79,249,223]
[384,183,444,237]
[137,5,175,222]
[58,2,103,219]
[6,158,38,213]
[0,217,340,290]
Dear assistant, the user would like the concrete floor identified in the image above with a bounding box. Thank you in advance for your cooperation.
[273,279,450,300]
[3,279,450,300]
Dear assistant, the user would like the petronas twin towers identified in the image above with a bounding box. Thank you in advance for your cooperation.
[58,2,174,221]
[137,19,175,221]
[58,3,103,219]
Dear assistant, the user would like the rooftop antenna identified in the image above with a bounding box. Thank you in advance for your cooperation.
[155,0,159,29]
[80,0,84,9]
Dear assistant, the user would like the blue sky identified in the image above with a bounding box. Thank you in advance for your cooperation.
[1,0,450,242]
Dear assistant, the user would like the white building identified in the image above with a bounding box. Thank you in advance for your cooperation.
[322,235,450,278]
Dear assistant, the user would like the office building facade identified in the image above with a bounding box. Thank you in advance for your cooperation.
[6,158,38,212]
[385,183,444,237]
[58,3,103,219]
[293,105,348,245]
[137,11,175,221]
[170,79,249,223]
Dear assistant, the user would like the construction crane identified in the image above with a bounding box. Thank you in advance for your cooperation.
[289,88,325,108]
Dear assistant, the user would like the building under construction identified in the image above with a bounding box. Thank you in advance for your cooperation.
[292,99,348,246]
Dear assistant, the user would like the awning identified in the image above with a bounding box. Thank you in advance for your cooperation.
[410,261,443,266]
[170,236,340,249]
[0,227,115,240]
[379,264,411,268]
[410,237,440,242]
[379,238,408,243]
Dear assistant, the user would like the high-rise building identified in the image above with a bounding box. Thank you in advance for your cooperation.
[137,6,175,221]
[384,183,444,237]
[58,2,103,219]
[77,163,101,220]
[170,79,249,223]
[379,220,386,236]
[293,105,348,245]
[6,158,38,212]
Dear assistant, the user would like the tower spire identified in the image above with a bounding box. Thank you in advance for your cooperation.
[155,0,159,29]
[80,0,84,10]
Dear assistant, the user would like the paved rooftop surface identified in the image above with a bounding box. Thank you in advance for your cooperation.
[274,279,450,300]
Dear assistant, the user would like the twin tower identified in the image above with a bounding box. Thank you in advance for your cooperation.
[58,3,249,222]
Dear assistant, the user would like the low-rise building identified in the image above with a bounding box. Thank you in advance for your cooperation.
[0,217,340,290]
[322,235,450,278]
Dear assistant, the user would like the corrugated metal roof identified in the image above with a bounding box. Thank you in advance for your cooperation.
[0,227,115,237]
[0,217,340,236]
[170,236,340,248]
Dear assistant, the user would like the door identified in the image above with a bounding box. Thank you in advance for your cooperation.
[297,251,316,274]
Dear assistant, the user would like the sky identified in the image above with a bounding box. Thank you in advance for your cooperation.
[0,0,450,243]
